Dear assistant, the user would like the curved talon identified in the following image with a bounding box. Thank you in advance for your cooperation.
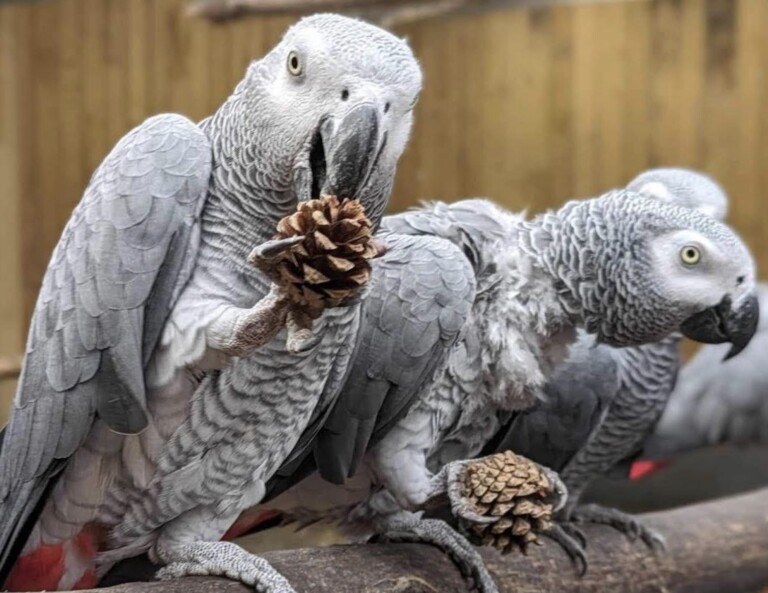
[248,236,305,265]
[540,466,569,512]
[641,529,667,552]
[569,503,666,553]
[455,506,500,526]
[373,515,499,593]
[560,522,588,550]
[543,523,588,576]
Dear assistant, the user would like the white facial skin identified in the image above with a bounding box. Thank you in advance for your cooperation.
[650,228,755,314]
[250,17,422,198]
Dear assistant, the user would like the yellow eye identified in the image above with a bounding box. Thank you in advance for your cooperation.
[680,245,701,265]
[287,51,302,76]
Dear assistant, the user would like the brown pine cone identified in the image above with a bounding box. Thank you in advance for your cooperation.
[462,451,555,555]
[260,195,385,319]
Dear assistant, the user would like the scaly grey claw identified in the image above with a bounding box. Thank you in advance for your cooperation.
[542,523,588,576]
[539,466,569,512]
[155,541,297,593]
[374,512,499,593]
[445,460,500,525]
[570,503,666,552]
[560,522,588,550]
[248,236,305,265]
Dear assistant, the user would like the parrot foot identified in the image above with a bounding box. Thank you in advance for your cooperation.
[569,503,666,551]
[371,511,499,593]
[428,457,569,524]
[541,522,588,575]
[154,541,297,593]
[248,236,306,269]
[428,459,500,525]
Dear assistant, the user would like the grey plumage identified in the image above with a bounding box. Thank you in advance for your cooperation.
[486,169,741,567]
[245,185,757,593]
[0,114,211,580]
[311,232,476,484]
[0,14,421,593]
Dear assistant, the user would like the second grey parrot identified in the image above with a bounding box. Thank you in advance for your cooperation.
[0,14,422,593]
[489,168,744,571]
[196,185,759,593]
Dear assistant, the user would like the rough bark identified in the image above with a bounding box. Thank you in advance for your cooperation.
[73,487,768,593]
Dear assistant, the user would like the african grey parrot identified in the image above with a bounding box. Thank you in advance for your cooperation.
[489,168,750,571]
[640,282,768,458]
[206,185,759,593]
[0,14,421,593]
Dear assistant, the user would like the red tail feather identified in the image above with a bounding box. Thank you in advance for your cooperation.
[5,526,101,591]
[4,544,65,592]
[223,509,282,541]
[629,459,671,480]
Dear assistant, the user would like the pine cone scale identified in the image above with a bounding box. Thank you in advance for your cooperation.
[262,195,384,318]
[460,451,557,555]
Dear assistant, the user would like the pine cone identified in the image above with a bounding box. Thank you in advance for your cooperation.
[261,195,384,319]
[462,451,555,555]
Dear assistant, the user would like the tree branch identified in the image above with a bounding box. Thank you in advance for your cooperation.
[76,487,768,593]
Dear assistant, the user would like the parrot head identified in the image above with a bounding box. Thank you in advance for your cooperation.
[532,191,759,357]
[645,215,758,359]
[231,14,421,225]
[627,167,729,222]
[601,192,758,357]
[625,168,757,359]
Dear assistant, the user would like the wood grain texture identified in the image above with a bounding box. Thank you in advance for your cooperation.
[0,5,24,424]
[0,0,767,400]
[72,487,768,593]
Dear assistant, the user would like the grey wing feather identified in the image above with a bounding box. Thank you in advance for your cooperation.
[313,233,475,484]
[265,233,475,496]
[0,114,211,576]
[488,332,620,472]
[643,284,768,457]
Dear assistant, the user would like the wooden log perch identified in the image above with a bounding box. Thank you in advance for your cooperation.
[75,487,768,593]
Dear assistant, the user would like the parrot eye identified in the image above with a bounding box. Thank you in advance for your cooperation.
[287,51,302,76]
[680,245,701,266]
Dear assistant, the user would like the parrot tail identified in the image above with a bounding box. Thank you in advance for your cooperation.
[4,527,101,591]
[629,459,671,480]
[222,509,284,541]
[98,509,285,588]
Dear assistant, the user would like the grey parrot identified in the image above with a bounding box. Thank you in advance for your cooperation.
[0,14,421,593]
[640,281,768,459]
[194,185,759,593]
[488,168,746,572]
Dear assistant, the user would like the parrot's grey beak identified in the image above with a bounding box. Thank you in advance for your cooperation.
[319,103,381,200]
[680,291,760,360]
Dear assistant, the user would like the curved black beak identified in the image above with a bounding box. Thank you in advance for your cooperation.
[320,103,381,200]
[680,292,760,360]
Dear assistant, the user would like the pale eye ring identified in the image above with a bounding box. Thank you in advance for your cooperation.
[287,51,302,76]
[680,245,701,266]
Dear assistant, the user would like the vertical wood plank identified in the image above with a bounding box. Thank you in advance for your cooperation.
[0,5,24,422]
[1,0,768,375]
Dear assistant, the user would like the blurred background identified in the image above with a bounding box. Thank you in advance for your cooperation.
[2,0,768,550]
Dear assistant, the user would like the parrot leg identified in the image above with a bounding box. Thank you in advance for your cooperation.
[569,503,666,551]
[371,511,499,593]
[149,502,298,593]
[154,541,296,593]
[207,236,314,357]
